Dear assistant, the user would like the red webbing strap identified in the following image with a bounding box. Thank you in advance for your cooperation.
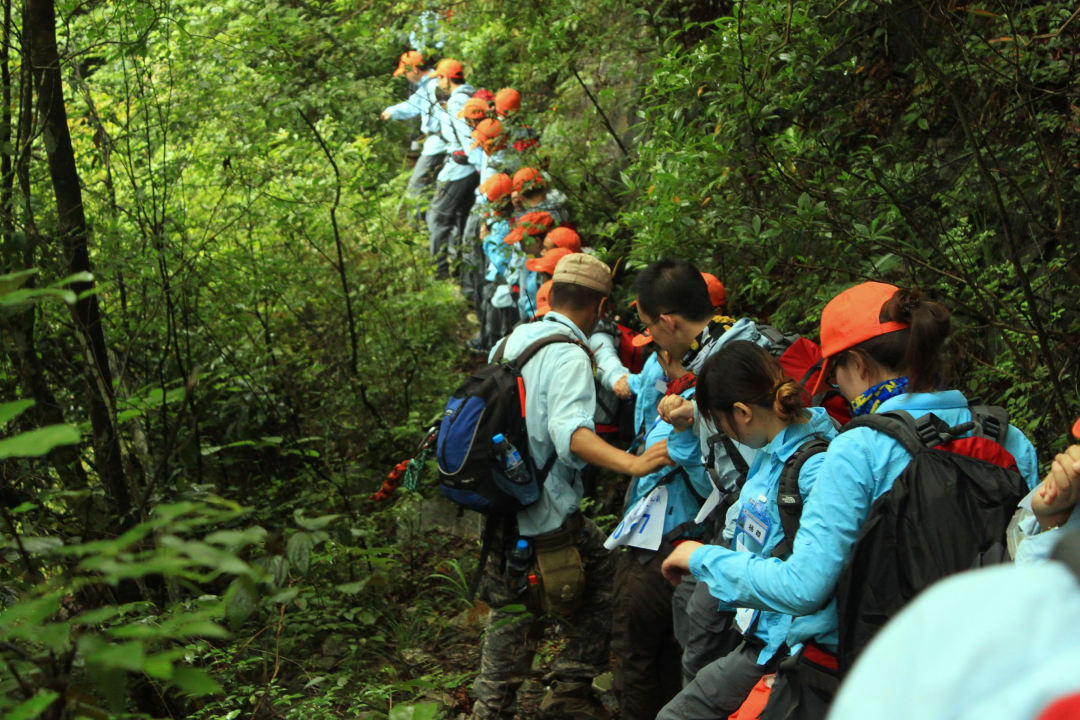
[802,644,838,670]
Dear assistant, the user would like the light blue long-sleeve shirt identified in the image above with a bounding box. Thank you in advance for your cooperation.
[382,75,446,156]
[726,407,838,664]
[626,387,714,538]
[627,353,664,437]
[489,312,596,536]
[516,267,540,321]
[689,389,1040,654]
[589,330,630,427]
[1014,496,1080,565]
[435,83,478,184]
[828,558,1080,720]
[483,219,512,283]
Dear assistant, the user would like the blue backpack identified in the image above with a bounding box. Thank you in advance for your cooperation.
[436,334,593,514]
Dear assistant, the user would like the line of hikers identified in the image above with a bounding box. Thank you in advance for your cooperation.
[380,48,1080,720]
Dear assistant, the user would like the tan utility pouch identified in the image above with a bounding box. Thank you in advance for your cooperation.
[531,523,586,617]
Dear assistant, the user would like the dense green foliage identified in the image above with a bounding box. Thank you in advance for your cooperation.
[2,0,1078,717]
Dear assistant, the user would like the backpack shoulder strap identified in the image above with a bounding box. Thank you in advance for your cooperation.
[841,410,933,456]
[1051,531,1080,583]
[491,336,511,363]
[770,436,831,558]
[968,399,1010,446]
[510,334,592,370]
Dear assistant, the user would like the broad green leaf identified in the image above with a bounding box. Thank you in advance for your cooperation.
[225,576,258,628]
[286,531,315,576]
[0,424,81,459]
[0,399,35,428]
[172,666,222,696]
[50,271,94,287]
[7,690,59,720]
[294,510,340,531]
[17,537,64,554]
[0,268,38,294]
[389,702,439,720]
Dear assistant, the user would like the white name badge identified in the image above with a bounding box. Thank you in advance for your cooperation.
[655,379,669,393]
[735,607,759,634]
[694,486,721,525]
[605,486,669,551]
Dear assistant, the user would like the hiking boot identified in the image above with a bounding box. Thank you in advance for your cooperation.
[539,680,611,720]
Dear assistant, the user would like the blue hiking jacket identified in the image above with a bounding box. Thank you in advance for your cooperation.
[689,389,1039,656]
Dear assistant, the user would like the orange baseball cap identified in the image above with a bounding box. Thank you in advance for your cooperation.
[810,282,909,395]
[458,98,491,120]
[632,329,654,348]
[547,227,581,253]
[701,272,727,308]
[392,50,424,77]
[504,211,555,245]
[495,88,522,116]
[479,173,513,203]
[512,167,546,194]
[526,247,574,275]
[471,119,504,151]
[431,58,464,80]
[534,280,554,317]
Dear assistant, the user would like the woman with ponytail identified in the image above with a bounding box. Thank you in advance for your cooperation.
[655,341,838,720]
[661,282,1040,718]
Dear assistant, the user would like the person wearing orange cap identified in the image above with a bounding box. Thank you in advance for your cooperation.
[426,58,479,280]
[457,96,492,126]
[659,280,1039,720]
[525,246,574,284]
[511,167,567,224]
[494,87,521,117]
[474,253,672,720]
[830,420,1080,720]
[493,87,542,155]
[380,51,447,204]
[476,173,521,350]
[543,226,582,254]
[503,211,555,321]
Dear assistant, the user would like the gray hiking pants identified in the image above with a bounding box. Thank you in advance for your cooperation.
[657,641,779,720]
[678,574,740,684]
[427,173,480,279]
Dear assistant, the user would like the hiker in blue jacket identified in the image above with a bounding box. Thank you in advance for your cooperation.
[426,59,478,280]
[656,341,838,719]
[662,281,1039,716]
[610,347,713,720]
[380,51,445,204]
[633,260,771,684]
[830,416,1080,720]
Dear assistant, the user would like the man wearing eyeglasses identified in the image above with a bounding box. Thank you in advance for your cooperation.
[630,258,775,688]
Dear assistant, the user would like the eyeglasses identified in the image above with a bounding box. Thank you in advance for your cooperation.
[642,311,674,333]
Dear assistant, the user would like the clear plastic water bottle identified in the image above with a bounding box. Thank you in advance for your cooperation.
[492,433,530,485]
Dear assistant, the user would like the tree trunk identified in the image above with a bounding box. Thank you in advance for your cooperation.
[25,0,133,524]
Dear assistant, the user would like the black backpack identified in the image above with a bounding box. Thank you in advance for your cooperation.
[435,333,593,515]
[834,405,1028,675]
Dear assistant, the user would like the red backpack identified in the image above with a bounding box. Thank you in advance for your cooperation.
[757,327,852,427]
[616,323,647,375]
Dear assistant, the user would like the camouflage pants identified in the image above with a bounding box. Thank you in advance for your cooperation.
[472,516,616,719]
